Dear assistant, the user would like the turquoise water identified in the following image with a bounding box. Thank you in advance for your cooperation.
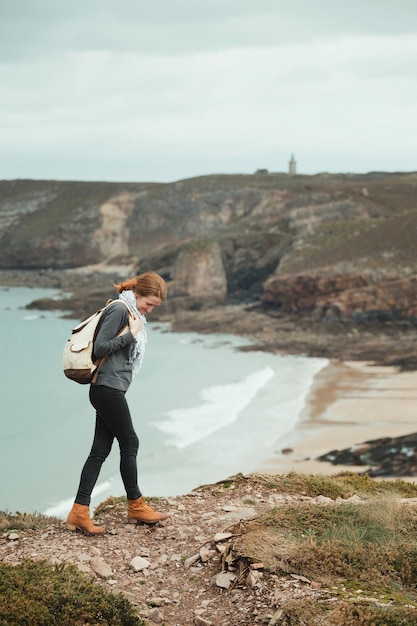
[0,287,327,517]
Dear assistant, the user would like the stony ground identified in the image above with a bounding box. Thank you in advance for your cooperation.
[0,475,336,626]
[167,305,417,368]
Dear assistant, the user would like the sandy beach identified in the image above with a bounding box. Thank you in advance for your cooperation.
[259,359,417,478]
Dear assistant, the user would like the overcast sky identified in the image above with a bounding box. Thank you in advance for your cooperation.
[0,0,416,183]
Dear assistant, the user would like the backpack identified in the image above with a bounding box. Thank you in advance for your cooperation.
[63,299,130,384]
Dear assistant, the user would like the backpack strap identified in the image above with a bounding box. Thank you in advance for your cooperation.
[91,300,134,384]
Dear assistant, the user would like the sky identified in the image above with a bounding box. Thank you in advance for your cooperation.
[0,0,416,183]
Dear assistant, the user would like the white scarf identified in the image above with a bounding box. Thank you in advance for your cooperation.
[119,290,147,378]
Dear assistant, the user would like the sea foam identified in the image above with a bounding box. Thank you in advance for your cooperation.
[0,287,328,516]
[154,366,275,448]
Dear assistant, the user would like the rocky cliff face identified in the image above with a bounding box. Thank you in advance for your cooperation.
[263,272,417,319]
[1,172,417,320]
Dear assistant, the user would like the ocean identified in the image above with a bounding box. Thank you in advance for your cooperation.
[0,286,327,518]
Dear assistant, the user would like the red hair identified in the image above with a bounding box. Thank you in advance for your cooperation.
[114,271,167,301]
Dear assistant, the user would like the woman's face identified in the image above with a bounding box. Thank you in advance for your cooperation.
[135,294,162,315]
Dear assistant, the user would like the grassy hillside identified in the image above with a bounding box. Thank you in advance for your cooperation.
[1,172,417,318]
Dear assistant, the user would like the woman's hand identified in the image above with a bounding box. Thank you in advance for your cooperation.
[128,312,142,337]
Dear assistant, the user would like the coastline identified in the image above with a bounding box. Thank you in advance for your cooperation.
[3,273,417,484]
[258,359,417,479]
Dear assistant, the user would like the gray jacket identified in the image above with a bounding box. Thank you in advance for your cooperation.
[92,302,136,391]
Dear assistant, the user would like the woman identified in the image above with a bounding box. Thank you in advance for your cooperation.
[66,271,168,535]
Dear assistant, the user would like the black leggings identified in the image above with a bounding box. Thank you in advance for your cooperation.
[75,385,141,506]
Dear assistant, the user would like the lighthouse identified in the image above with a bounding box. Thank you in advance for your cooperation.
[288,154,297,175]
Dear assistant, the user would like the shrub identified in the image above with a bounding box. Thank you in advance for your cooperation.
[278,599,417,625]
[0,560,144,626]
[236,496,417,590]
[0,511,61,532]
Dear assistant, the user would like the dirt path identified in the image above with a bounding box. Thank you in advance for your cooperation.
[1,476,327,626]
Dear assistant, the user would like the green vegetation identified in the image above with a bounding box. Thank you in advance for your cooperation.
[0,560,144,626]
[93,494,127,516]
[207,470,417,499]
[240,497,417,623]
[0,503,147,626]
[271,600,417,625]
[2,172,417,311]
[93,494,166,517]
[0,510,61,533]
[226,473,417,624]
[284,210,417,274]
[259,499,417,581]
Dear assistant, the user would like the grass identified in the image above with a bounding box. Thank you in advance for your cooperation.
[93,494,168,516]
[282,208,417,275]
[0,502,147,625]
[253,498,417,582]
[198,472,417,623]
[271,600,417,625]
[224,473,417,624]
[209,470,417,499]
[0,511,62,533]
[0,560,144,626]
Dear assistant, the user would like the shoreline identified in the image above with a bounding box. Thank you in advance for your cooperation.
[258,359,417,479]
[3,278,417,484]
[3,267,417,368]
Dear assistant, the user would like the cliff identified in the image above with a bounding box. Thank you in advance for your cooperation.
[1,172,417,364]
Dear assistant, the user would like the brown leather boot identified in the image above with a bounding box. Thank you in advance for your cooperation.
[127,497,169,524]
[66,503,106,535]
